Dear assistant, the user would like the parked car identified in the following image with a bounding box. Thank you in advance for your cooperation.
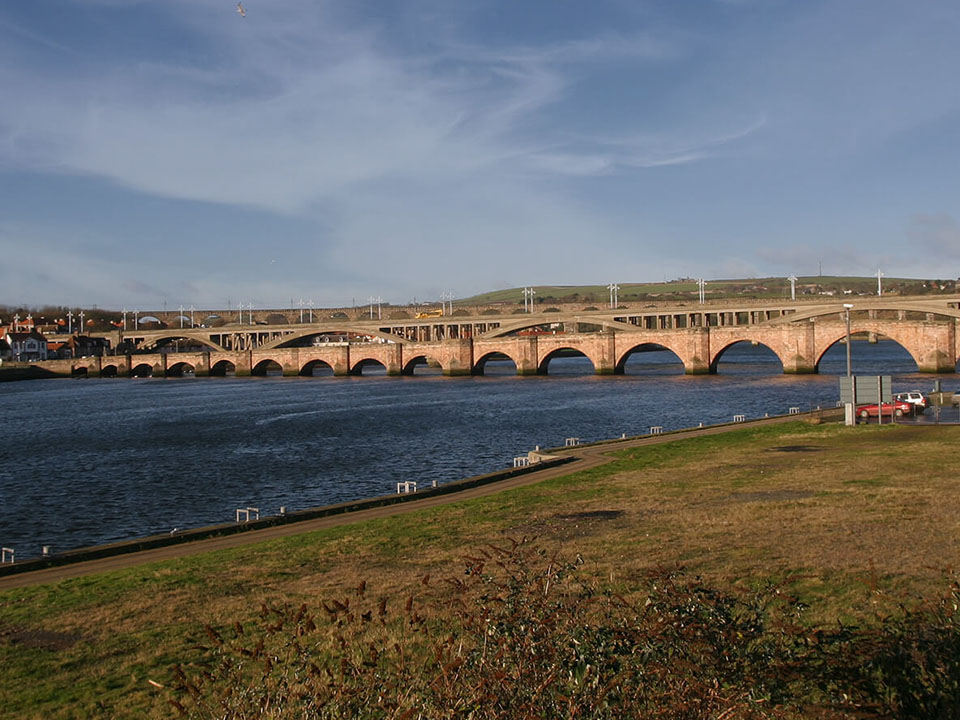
[894,391,928,413]
[856,400,913,418]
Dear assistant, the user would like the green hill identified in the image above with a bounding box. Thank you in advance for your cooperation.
[457,276,956,306]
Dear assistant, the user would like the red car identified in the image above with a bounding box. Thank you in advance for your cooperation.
[857,401,913,418]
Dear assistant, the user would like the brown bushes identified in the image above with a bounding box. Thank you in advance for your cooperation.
[166,539,960,719]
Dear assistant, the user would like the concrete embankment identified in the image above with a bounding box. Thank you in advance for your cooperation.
[0,408,841,590]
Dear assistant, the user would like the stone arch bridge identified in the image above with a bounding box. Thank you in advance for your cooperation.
[37,296,960,378]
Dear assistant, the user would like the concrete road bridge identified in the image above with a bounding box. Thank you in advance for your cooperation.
[39,295,960,378]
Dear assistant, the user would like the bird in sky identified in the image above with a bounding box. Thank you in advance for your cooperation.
[236,2,246,17]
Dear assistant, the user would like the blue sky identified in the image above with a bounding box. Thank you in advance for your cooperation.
[2,0,959,309]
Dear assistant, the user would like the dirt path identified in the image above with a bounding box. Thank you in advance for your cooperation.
[0,416,811,591]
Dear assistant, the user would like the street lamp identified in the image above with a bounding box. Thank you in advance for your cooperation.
[179,305,185,329]
[843,302,855,426]
[843,303,853,377]
[698,278,706,305]
[788,275,798,301]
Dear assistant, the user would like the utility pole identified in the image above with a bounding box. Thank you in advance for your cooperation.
[607,283,620,308]
[522,287,536,313]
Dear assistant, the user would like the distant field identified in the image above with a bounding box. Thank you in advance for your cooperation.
[2,421,959,718]
[459,275,953,305]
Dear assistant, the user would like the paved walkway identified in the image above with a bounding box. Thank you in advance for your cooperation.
[0,414,820,591]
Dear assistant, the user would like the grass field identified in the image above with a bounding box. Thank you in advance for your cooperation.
[458,275,949,305]
[2,421,960,717]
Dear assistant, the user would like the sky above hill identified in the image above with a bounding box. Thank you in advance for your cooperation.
[2,0,959,309]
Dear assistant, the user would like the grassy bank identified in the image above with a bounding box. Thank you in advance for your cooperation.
[2,421,960,717]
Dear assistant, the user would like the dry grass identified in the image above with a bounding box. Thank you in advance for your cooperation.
[2,422,960,717]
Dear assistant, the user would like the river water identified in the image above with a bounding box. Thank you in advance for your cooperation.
[1,341,956,559]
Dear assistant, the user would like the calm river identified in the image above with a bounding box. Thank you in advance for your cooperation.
[1,341,955,559]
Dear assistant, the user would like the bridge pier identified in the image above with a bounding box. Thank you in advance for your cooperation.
[684,327,712,375]
[442,339,474,377]
[594,331,618,375]
[235,352,252,377]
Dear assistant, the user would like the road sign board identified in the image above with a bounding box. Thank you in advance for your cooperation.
[839,376,892,405]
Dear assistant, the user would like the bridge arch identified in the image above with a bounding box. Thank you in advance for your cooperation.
[166,361,196,377]
[252,358,284,376]
[135,334,225,352]
[131,363,154,377]
[814,326,921,373]
[100,364,119,378]
[300,359,334,377]
[473,350,520,375]
[210,359,236,376]
[263,326,402,350]
[616,342,685,374]
[136,315,165,328]
[402,354,444,376]
[710,340,784,374]
[538,347,597,375]
[350,358,387,376]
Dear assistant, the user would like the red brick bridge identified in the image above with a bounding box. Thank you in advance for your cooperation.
[37,296,960,377]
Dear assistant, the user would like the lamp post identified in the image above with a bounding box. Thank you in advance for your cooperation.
[179,305,185,329]
[876,269,884,297]
[67,310,74,335]
[237,302,244,325]
[843,302,854,426]
[308,299,313,323]
[788,275,798,301]
[189,306,195,328]
[78,310,84,333]
[698,278,706,305]
[843,303,853,378]
[122,308,127,331]
[368,296,375,320]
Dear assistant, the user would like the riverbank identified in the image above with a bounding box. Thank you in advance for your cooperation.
[3,418,960,717]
